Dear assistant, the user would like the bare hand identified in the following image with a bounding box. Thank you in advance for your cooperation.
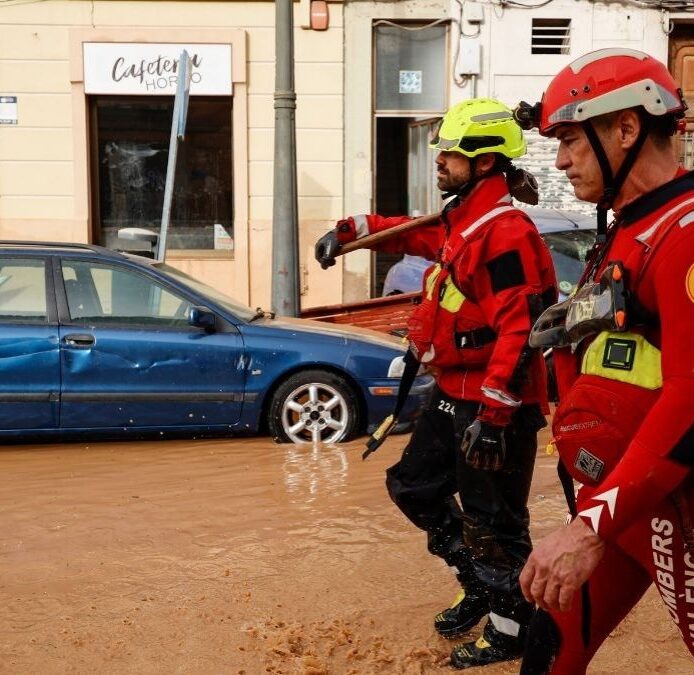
[520,518,606,612]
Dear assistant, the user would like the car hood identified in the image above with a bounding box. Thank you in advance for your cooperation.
[250,315,406,350]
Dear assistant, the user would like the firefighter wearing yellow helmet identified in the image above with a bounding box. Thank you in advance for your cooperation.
[431,97,527,158]
[315,98,557,669]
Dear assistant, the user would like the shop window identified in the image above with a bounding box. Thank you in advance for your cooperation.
[90,96,233,253]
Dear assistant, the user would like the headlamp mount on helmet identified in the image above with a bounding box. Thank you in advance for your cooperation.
[513,101,542,132]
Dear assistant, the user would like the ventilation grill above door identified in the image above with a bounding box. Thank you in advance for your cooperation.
[531,18,571,55]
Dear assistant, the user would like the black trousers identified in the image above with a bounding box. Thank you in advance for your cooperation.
[386,385,545,624]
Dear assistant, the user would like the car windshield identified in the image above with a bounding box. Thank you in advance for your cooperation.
[541,230,596,297]
[153,262,257,321]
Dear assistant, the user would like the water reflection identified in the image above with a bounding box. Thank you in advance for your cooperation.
[282,442,349,503]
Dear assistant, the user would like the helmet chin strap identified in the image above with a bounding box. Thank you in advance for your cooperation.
[582,116,651,243]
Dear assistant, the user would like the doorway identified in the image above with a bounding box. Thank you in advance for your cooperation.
[669,23,694,167]
[372,116,441,296]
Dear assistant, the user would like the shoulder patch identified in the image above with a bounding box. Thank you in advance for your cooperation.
[486,250,526,293]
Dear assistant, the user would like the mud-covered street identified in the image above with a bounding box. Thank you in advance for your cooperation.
[0,432,689,674]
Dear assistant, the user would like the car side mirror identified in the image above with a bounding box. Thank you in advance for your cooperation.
[188,305,216,331]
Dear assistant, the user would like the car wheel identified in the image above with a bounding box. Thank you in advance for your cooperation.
[268,369,360,444]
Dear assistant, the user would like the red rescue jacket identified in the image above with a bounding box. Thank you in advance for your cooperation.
[551,170,694,541]
[362,174,557,424]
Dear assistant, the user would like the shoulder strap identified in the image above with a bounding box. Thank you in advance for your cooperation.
[443,203,522,266]
[362,349,420,460]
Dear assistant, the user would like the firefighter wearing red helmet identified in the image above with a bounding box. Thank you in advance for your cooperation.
[513,49,694,673]
[315,98,558,668]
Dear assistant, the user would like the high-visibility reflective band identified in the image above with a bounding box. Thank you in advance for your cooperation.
[440,277,466,313]
[581,331,662,390]
[352,214,370,238]
[425,264,442,301]
[489,611,521,637]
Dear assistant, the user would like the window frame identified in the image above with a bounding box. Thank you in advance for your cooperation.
[87,94,234,256]
[56,256,203,332]
[0,255,56,325]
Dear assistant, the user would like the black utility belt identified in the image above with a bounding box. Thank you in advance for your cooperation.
[455,326,496,349]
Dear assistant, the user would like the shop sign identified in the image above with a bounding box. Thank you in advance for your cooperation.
[83,43,232,96]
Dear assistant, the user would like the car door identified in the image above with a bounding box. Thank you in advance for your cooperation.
[57,256,245,430]
[0,255,60,430]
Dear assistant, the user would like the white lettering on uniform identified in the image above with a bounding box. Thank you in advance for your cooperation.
[684,552,694,642]
[651,518,679,624]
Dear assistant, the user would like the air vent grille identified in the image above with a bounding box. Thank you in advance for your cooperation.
[532,18,571,55]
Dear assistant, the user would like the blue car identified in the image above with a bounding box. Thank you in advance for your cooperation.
[382,208,596,301]
[0,242,432,443]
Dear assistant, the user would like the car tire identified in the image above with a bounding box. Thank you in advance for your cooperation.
[268,369,361,444]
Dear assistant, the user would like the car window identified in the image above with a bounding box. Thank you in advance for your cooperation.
[61,261,193,327]
[153,262,257,321]
[0,258,48,322]
[541,230,595,296]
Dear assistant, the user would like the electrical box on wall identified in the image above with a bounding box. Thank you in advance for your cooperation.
[458,39,481,76]
[465,3,485,25]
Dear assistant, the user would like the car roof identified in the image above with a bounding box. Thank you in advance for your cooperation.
[523,208,596,233]
[0,241,121,256]
[0,241,158,264]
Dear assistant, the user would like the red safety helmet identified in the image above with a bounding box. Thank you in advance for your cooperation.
[514,48,687,235]
[515,48,686,136]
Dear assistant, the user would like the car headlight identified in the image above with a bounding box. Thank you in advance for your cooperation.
[387,355,427,378]
[388,355,406,378]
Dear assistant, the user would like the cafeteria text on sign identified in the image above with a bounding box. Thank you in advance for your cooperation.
[82,43,232,96]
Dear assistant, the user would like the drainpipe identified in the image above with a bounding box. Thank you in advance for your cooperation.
[271,0,300,317]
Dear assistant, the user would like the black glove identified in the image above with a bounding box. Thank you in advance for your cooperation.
[314,230,341,270]
[461,419,507,471]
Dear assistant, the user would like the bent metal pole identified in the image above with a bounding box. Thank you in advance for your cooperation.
[271,0,300,317]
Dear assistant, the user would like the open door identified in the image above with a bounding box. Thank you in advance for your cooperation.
[372,116,441,296]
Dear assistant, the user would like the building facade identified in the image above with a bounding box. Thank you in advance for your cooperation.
[0,0,690,309]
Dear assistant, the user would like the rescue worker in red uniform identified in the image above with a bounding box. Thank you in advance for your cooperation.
[512,49,694,674]
[315,98,557,668]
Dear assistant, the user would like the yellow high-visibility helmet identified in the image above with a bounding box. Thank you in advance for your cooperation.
[430,98,526,159]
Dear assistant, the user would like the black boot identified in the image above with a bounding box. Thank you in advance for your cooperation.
[434,568,489,639]
[450,620,524,669]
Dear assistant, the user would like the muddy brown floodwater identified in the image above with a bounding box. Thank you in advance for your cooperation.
[0,430,691,674]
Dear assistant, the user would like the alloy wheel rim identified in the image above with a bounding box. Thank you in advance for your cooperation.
[281,382,349,444]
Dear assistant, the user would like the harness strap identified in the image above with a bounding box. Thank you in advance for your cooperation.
[557,459,592,649]
[362,349,420,460]
[455,326,497,349]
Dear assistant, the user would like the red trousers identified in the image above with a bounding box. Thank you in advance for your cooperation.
[546,479,694,673]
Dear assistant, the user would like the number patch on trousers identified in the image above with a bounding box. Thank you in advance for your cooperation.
[437,399,456,416]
